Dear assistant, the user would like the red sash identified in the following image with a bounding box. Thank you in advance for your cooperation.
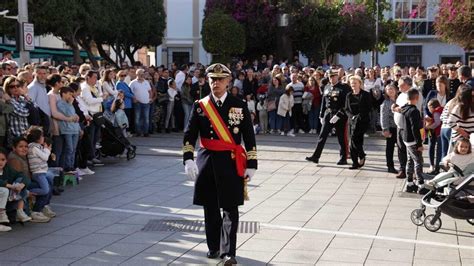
[198,96,247,177]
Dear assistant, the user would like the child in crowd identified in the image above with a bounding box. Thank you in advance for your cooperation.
[256,94,268,134]
[278,85,295,137]
[0,147,31,229]
[426,138,474,188]
[246,94,256,114]
[400,89,427,194]
[165,79,177,133]
[111,90,129,136]
[57,87,81,173]
[26,127,56,222]
[425,99,443,174]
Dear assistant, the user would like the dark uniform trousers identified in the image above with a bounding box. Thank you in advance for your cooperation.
[204,203,239,256]
[349,117,368,164]
[311,110,348,160]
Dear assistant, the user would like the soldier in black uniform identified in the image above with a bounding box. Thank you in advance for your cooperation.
[422,66,438,98]
[306,69,351,165]
[182,63,257,265]
[447,64,461,99]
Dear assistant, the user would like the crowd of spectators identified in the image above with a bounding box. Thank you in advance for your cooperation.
[0,49,473,231]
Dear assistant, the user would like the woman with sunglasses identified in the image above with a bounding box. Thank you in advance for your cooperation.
[3,77,29,146]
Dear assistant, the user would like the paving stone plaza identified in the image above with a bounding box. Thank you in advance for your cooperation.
[0,134,472,265]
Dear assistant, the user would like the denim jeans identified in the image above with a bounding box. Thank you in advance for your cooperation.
[30,172,54,196]
[52,135,64,167]
[308,105,321,131]
[182,102,193,131]
[428,131,442,169]
[62,134,79,171]
[280,114,291,133]
[440,127,452,158]
[148,103,156,134]
[134,102,150,134]
[268,110,277,130]
[165,101,175,129]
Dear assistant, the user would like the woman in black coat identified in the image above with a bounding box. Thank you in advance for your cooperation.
[345,75,373,169]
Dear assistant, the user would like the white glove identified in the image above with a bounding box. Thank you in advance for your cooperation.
[320,117,325,125]
[244,168,256,182]
[329,114,340,124]
[184,159,199,181]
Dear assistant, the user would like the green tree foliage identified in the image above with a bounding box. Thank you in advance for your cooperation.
[1,0,166,66]
[434,0,474,50]
[204,0,278,59]
[289,3,343,61]
[202,10,245,63]
[289,0,403,61]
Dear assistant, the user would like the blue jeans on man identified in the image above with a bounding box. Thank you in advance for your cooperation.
[134,102,150,135]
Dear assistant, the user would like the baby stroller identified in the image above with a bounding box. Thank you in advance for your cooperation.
[93,113,136,160]
[411,163,474,232]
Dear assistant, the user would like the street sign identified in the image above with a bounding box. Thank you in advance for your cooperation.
[23,22,34,51]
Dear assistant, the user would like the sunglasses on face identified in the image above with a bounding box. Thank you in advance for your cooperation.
[8,83,20,89]
[119,75,126,77]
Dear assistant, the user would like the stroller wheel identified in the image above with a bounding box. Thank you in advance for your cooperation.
[126,147,136,160]
[467,219,474,225]
[424,214,442,232]
[410,209,425,226]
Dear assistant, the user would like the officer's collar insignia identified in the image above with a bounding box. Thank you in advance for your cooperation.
[233,127,239,134]
[197,107,202,113]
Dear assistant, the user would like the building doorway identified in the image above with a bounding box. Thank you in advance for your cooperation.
[167,47,192,69]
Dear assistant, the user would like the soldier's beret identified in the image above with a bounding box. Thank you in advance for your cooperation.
[205,63,231,78]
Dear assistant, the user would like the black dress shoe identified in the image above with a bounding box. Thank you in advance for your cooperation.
[206,250,219,259]
[223,255,237,265]
[349,164,361,170]
[336,159,347,165]
[305,156,319,163]
[387,167,398,174]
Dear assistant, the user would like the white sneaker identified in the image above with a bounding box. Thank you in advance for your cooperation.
[92,158,103,165]
[269,129,274,134]
[16,209,31,222]
[43,205,56,218]
[79,167,95,175]
[0,224,11,232]
[288,132,296,137]
[76,168,86,176]
[280,132,285,136]
[0,211,9,223]
[30,212,50,223]
[298,129,305,134]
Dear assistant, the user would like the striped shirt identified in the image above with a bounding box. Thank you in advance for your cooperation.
[447,105,474,140]
[290,82,304,104]
[27,143,50,174]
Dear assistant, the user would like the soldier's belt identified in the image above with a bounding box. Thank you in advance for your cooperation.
[200,138,247,177]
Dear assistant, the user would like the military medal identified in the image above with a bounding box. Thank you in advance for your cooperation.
[233,127,239,134]
[197,108,202,113]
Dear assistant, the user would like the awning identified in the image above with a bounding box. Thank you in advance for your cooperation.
[0,44,102,61]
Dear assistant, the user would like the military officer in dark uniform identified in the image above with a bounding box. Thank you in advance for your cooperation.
[306,69,351,165]
[422,66,438,98]
[447,64,461,99]
[182,63,257,265]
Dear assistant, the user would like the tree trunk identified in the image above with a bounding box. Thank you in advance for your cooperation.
[63,36,82,65]
[111,44,126,66]
[78,39,98,68]
[96,43,119,68]
[123,45,137,65]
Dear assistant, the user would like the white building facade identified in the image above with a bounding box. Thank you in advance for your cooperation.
[338,0,470,68]
[156,0,211,68]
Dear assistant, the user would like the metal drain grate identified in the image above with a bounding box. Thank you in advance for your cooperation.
[142,219,260,234]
